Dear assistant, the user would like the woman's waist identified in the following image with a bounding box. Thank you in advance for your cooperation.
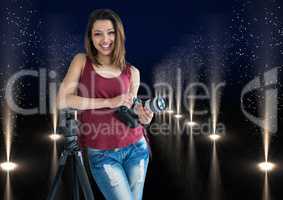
[86,135,145,152]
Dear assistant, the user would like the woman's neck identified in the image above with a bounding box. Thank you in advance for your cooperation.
[97,54,112,66]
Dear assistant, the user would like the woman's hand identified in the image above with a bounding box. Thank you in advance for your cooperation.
[135,104,154,125]
[109,93,133,109]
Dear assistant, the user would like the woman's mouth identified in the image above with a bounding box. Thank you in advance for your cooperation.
[100,43,112,50]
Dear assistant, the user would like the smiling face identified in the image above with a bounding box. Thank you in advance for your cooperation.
[85,9,126,68]
[91,20,115,57]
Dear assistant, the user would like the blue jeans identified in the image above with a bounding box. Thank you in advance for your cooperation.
[87,137,149,200]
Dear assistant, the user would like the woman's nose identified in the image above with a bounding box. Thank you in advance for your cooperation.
[102,34,110,42]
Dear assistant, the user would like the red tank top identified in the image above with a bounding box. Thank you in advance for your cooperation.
[77,56,144,149]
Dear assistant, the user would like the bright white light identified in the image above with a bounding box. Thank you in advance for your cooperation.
[166,110,174,114]
[186,121,198,127]
[258,162,275,172]
[209,134,221,141]
[0,161,17,172]
[49,133,61,141]
[174,114,183,119]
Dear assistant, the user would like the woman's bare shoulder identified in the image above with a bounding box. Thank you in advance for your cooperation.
[130,65,140,75]
[73,53,86,64]
[69,53,87,71]
[130,65,138,70]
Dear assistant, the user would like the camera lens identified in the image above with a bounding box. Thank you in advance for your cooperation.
[145,97,167,113]
[156,97,166,110]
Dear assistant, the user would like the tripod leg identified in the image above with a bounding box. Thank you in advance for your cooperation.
[74,155,95,200]
[72,155,80,200]
[47,152,69,200]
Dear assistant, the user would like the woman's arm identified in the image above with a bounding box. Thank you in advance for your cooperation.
[129,66,140,98]
[57,53,112,110]
[129,66,153,124]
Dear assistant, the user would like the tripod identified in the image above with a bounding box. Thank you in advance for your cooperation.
[47,109,94,200]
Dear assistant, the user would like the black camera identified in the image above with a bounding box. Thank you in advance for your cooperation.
[115,96,168,128]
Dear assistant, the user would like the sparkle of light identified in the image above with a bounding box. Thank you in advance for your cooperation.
[166,110,174,114]
[258,162,275,172]
[186,121,198,127]
[49,133,61,141]
[0,162,17,172]
[174,114,183,119]
[209,134,221,141]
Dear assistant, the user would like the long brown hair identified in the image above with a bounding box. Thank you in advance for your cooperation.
[85,9,126,70]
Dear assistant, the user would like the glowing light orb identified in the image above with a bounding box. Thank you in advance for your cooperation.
[49,133,61,141]
[0,161,17,172]
[166,110,174,114]
[174,114,183,119]
[208,134,221,141]
[258,162,275,172]
[186,121,198,127]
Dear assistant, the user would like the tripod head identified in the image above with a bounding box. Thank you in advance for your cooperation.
[57,108,80,152]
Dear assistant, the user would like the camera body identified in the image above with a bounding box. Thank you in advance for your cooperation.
[115,96,168,128]
[115,106,140,128]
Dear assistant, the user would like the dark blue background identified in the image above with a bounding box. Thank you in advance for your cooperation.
[0,0,283,199]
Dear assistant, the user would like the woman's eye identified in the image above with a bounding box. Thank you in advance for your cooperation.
[94,33,101,36]
[108,31,115,35]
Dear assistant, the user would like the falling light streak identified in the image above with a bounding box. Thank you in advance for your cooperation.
[166,88,174,116]
[263,127,269,163]
[4,172,12,200]
[185,124,200,198]
[262,173,271,200]
[263,102,270,163]
[52,109,57,136]
[188,82,196,126]
[50,96,60,182]
[211,83,224,135]
[175,68,182,117]
[259,68,278,200]
[208,141,222,200]
[3,106,12,162]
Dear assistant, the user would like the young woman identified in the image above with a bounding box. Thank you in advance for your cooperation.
[57,9,153,200]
